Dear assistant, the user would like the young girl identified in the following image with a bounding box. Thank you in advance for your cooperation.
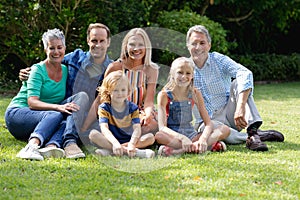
[89,70,155,158]
[155,57,230,156]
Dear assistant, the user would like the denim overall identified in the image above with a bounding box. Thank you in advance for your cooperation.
[166,90,198,140]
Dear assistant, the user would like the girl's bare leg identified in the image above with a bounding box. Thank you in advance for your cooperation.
[206,125,230,146]
[141,119,158,134]
[155,131,186,155]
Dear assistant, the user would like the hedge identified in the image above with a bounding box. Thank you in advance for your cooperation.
[233,53,300,82]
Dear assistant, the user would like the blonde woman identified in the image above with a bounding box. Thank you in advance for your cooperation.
[84,28,159,135]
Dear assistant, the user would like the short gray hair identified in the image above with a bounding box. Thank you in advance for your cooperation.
[186,25,211,45]
[42,28,65,49]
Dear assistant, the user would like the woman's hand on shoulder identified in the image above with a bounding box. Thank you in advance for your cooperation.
[157,90,168,104]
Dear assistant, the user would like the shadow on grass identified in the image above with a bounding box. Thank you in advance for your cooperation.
[227,140,300,154]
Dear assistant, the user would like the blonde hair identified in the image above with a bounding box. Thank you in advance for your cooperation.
[97,70,131,104]
[120,28,157,68]
[163,57,195,92]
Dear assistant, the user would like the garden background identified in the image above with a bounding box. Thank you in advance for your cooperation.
[0,1,299,199]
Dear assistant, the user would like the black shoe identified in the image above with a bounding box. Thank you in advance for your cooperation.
[246,134,268,151]
[257,129,284,142]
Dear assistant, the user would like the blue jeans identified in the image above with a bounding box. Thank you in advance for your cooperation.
[57,92,90,148]
[5,107,64,147]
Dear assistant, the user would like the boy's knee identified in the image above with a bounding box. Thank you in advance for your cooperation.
[141,133,155,142]
[89,129,100,140]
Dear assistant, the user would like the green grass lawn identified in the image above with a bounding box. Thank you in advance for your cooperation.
[0,82,299,200]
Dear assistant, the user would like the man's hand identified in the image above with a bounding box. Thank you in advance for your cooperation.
[234,103,247,131]
[19,67,31,81]
[234,89,251,131]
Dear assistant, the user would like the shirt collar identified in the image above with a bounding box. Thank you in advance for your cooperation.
[191,54,211,71]
[81,53,111,70]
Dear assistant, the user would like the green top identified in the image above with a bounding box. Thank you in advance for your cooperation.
[8,62,68,108]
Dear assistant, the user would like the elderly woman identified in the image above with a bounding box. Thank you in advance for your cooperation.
[5,28,79,160]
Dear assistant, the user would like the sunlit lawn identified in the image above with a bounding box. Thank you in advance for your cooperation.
[0,82,299,200]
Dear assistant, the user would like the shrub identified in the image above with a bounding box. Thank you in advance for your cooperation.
[234,53,300,82]
[154,10,235,65]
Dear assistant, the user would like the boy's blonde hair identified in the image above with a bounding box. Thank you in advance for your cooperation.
[97,70,131,104]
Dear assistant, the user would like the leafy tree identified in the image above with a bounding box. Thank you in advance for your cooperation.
[154,10,233,65]
[197,0,300,53]
[0,0,148,82]
[0,0,89,74]
[0,0,299,83]
[142,0,300,53]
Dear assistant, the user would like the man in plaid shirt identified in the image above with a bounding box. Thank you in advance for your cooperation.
[186,25,284,151]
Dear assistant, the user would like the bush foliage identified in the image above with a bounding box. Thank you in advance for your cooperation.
[234,53,300,82]
[152,10,234,66]
[0,1,299,85]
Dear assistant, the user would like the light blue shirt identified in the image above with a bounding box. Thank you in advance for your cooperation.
[193,52,253,122]
[62,49,113,99]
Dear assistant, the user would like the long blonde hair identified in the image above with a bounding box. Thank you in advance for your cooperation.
[163,57,195,92]
[97,70,131,104]
[120,28,158,69]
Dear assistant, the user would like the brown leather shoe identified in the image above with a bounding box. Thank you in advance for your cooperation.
[257,129,284,142]
[64,143,85,159]
[246,134,268,151]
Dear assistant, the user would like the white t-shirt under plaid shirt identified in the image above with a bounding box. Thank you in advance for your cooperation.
[192,52,254,123]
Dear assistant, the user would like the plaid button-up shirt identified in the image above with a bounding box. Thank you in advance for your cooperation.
[193,52,253,123]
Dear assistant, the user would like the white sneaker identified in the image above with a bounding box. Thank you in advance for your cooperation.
[135,149,155,158]
[16,143,44,161]
[95,148,112,156]
[38,146,65,158]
